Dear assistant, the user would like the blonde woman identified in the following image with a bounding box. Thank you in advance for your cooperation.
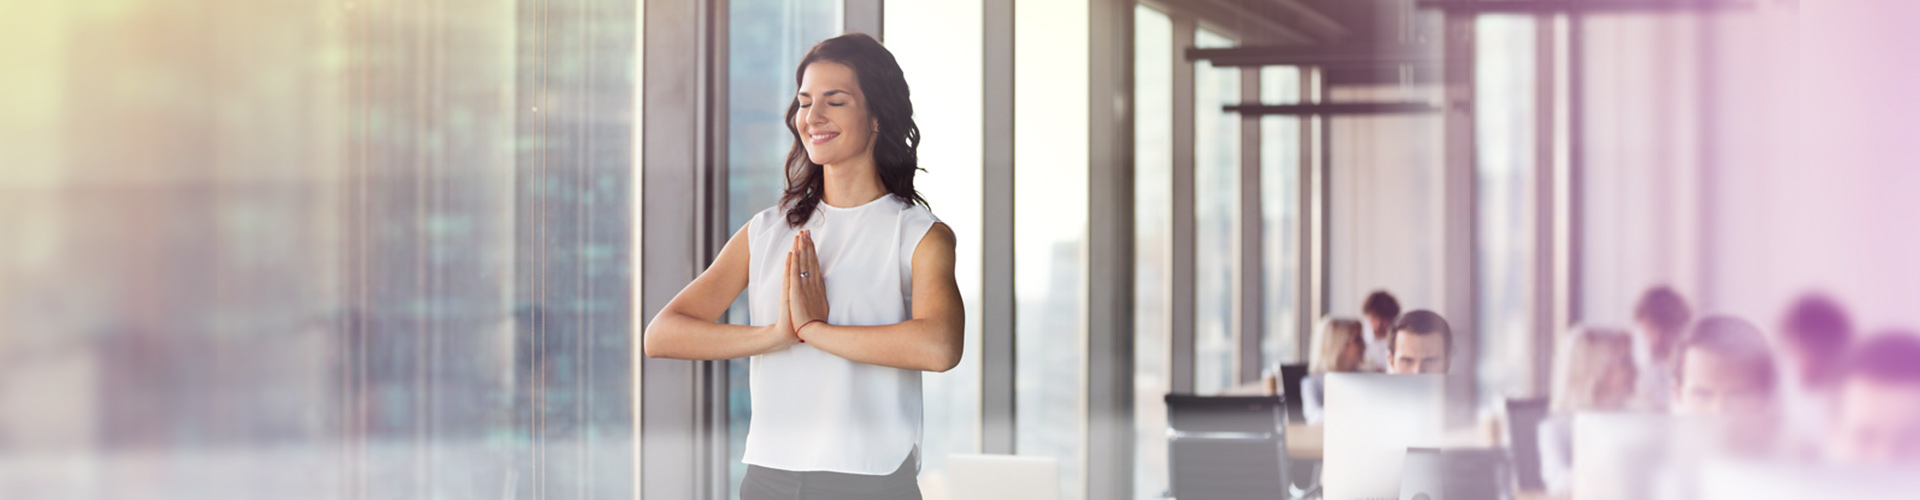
[1537,326,1638,495]
[1300,317,1367,424]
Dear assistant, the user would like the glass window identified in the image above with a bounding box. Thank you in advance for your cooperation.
[1576,15,1701,324]
[1475,15,1540,405]
[885,0,985,493]
[1131,6,1173,499]
[725,0,842,497]
[1015,0,1089,498]
[1260,66,1303,369]
[1325,82,1444,322]
[0,1,638,497]
[1193,28,1239,395]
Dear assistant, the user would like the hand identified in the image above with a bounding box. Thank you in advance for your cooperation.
[788,230,830,338]
[768,250,801,346]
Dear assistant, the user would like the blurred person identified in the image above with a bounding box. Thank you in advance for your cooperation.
[1300,317,1367,424]
[1774,293,1855,446]
[643,34,962,500]
[1672,315,1783,459]
[1536,326,1639,495]
[1672,316,1778,416]
[1776,294,1855,391]
[1388,310,1451,375]
[1633,286,1693,411]
[1826,332,1920,465]
[1361,290,1402,372]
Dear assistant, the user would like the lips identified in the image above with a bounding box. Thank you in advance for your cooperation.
[809,132,839,145]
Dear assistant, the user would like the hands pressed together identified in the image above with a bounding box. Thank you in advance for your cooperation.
[775,229,831,345]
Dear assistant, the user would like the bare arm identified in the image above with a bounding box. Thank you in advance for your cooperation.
[789,223,964,372]
[642,224,797,360]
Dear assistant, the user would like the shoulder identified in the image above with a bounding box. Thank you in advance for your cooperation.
[896,199,948,244]
[895,197,940,223]
[919,221,955,249]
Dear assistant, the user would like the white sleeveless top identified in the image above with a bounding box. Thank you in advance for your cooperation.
[742,195,940,474]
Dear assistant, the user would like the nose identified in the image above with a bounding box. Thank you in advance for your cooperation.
[803,104,827,128]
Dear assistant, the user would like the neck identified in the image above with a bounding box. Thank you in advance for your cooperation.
[821,154,887,208]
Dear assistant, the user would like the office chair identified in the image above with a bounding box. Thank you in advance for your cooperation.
[1164,394,1290,500]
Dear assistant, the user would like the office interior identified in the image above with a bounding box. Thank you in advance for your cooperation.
[3,0,1918,499]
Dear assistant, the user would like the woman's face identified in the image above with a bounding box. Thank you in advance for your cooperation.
[1594,356,1637,410]
[1336,335,1366,372]
[795,61,877,167]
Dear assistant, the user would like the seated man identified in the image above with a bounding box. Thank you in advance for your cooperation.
[1388,310,1451,375]
[1672,315,1778,416]
[1671,315,1781,458]
[1827,332,1920,465]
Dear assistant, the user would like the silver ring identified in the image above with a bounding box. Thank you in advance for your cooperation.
[799,272,811,278]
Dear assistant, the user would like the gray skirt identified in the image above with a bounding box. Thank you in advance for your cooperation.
[740,451,921,500]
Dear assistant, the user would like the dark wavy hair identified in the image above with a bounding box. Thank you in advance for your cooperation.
[780,32,926,228]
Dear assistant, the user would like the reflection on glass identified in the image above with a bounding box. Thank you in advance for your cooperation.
[1260,66,1303,369]
[1193,29,1239,396]
[1131,6,1173,499]
[1015,0,1089,499]
[1475,15,1538,407]
[886,0,985,494]
[725,0,842,497]
[0,1,638,497]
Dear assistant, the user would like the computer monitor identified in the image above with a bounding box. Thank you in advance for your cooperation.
[946,454,1059,500]
[1570,413,1676,500]
[1700,459,1920,500]
[1322,373,1445,500]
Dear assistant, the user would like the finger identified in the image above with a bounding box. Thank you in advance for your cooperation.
[802,230,819,277]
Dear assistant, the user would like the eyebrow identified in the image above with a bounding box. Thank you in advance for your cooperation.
[797,90,850,98]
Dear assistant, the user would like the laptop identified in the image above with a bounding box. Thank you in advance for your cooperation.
[946,454,1059,500]
[1281,363,1310,423]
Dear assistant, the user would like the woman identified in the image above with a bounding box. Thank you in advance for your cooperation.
[642,33,963,500]
[1536,326,1638,495]
[1300,317,1366,424]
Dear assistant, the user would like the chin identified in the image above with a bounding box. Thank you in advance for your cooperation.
[805,151,843,166]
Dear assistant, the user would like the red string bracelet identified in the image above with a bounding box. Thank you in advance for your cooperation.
[797,319,826,342]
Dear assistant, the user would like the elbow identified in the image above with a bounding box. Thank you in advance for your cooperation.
[924,337,963,373]
[641,328,667,359]
[641,316,680,360]
[924,357,960,373]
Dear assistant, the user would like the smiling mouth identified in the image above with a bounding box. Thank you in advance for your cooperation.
[809,132,839,145]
